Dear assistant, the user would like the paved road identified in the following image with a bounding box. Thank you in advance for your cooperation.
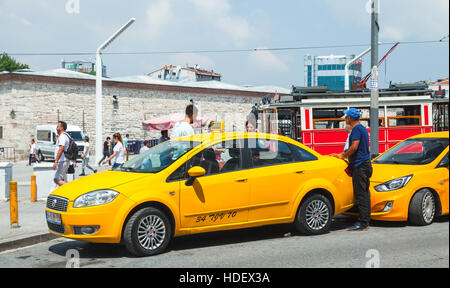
[0,216,448,268]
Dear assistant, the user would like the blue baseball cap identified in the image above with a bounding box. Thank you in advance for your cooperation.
[343,108,361,120]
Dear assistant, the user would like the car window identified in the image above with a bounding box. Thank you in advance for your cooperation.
[288,144,318,162]
[249,139,295,168]
[119,140,200,173]
[168,140,245,180]
[375,138,449,165]
[190,140,244,176]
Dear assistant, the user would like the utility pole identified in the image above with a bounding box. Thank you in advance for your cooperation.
[370,0,380,158]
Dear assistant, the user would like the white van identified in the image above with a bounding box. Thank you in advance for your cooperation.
[35,125,85,161]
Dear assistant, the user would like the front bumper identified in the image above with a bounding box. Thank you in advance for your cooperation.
[369,184,412,221]
[46,193,135,243]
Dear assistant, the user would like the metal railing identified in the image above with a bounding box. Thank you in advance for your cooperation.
[0,147,16,162]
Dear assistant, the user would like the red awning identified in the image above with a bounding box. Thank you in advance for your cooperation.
[142,113,209,131]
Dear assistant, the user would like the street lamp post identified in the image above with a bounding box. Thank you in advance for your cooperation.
[370,0,380,158]
[95,18,135,165]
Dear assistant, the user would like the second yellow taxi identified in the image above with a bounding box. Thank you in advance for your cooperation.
[370,132,449,225]
[46,132,354,256]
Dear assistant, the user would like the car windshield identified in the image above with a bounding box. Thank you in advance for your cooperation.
[116,140,201,173]
[66,131,84,142]
[374,138,449,165]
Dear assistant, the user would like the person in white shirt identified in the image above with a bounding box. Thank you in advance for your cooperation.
[102,132,125,168]
[53,121,71,186]
[80,136,97,176]
[139,140,150,154]
[28,139,36,166]
[343,124,353,152]
[172,104,197,139]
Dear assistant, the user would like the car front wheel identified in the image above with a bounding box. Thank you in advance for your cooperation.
[294,194,333,235]
[124,207,172,257]
[409,189,436,226]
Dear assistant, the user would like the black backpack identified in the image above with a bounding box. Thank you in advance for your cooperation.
[63,132,78,161]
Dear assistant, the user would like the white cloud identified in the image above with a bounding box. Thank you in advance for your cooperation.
[323,0,449,41]
[188,0,253,46]
[379,0,449,41]
[249,49,288,72]
[146,0,173,37]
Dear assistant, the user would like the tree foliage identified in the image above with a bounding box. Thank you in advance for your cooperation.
[0,53,30,72]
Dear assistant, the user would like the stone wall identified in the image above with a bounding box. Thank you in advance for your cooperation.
[0,75,271,161]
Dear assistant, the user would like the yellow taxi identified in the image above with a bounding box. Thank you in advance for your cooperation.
[370,132,449,225]
[46,132,353,256]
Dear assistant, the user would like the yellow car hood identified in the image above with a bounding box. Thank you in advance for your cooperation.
[371,163,423,183]
[51,170,150,201]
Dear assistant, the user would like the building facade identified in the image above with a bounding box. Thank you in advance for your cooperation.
[148,65,221,82]
[0,71,286,160]
[304,54,362,91]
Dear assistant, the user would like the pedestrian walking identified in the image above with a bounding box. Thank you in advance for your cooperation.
[139,140,150,154]
[102,133,125,169]
[79,136,97,176]
[28,139,37,166]
[53,121,71,186]
[98,137,112,166]
[332,108,373,231]
[172,104,197,139]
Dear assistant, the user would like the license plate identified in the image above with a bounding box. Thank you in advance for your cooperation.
[46,211,62,225]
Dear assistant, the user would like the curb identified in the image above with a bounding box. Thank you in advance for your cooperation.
[0,233,59,253]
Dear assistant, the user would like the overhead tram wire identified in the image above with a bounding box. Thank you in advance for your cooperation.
[7,39,449,57]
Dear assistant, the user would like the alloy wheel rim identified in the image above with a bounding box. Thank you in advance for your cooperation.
[422,192,435,224]
[137,215,166,250]
[305,200,330,231]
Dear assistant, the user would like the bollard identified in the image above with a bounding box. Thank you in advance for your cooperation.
[10,181,19,228]
[31,175,37,202]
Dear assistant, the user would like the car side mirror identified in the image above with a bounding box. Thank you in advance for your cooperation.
[437,156,449,169]
[185,166,206,186]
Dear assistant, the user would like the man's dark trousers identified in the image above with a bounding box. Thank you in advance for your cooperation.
[352,161,373,227]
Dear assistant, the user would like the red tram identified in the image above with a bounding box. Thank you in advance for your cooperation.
[257,84,448,155]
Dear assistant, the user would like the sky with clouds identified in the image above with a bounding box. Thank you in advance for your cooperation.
[1,0,448,89]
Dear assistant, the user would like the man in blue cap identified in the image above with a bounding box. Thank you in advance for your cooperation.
[333,108,373,231]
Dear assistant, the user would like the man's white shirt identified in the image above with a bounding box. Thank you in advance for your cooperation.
[172,121,194,139]
[55,133,70,162]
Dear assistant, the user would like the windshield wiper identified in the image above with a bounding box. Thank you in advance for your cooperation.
[120,167,136,172]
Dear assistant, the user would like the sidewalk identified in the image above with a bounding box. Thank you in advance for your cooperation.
[0,200,56,252]
[0,160,113,252]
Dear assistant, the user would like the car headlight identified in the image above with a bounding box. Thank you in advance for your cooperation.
[374,175,413,192]
[73,190,119,208]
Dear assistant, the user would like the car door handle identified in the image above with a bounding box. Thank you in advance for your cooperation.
[235,178,248,183]
[295,170,304,174]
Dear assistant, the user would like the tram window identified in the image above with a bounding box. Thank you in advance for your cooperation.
[386,105,421,127]
[359,118,384,128]
[313,119,345,129]
[388,117,421,127]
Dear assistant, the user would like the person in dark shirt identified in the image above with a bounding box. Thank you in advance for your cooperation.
[333,108,373,231]
[98,137,112,166]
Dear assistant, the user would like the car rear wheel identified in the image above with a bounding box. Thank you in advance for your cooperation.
[124,207,172,257]
[409,189,436,226]
[294,194,332,235]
